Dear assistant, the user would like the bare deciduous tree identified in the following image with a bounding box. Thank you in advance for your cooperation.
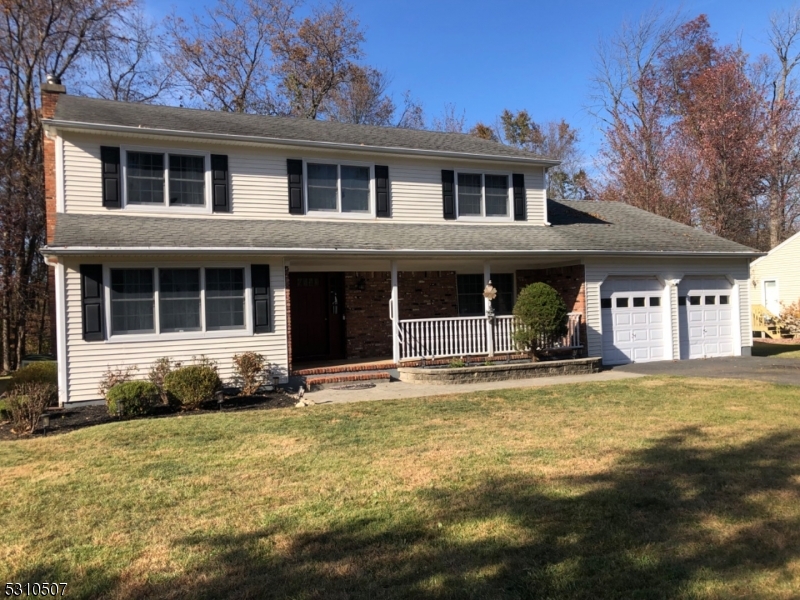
[0,0,130,371]
[87,8,173,103]
[272,0,364,119]
[325,65,395,125]
[431,103,466,133]
[166,0,290,113]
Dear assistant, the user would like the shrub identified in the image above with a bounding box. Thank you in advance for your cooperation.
[512,282,568,359]
[148,357,173,405]
[98,365,138,400]
[7,382,57,434]
[11,362,57,390]
[106,380,160,417]
[448,358,467,368]
[232,352,269,395]
[780,299,800,338]
[164,365,221,410]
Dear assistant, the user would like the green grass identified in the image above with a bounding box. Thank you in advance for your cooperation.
[2,377,800,599]
[753,341,800,359]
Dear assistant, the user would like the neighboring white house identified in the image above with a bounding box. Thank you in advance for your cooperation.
[39,82,763,406]
[750,230,800,317]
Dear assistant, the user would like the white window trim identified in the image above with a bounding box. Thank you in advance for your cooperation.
[455,170,513,222]
[102,262,257,343]
[303,158,375,219]
[121,145,213,214]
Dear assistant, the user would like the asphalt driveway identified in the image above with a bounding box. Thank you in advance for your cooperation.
[613,355,800,386]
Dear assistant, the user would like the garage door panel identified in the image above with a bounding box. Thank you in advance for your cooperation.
[679,282,734,359]
[601,279,666,365]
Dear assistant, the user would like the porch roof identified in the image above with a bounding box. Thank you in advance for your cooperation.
[45,200,761,257]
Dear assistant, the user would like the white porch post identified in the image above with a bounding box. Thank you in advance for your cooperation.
[484,262,494,357]
[391,260,400,363]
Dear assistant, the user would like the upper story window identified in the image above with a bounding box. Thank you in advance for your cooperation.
[457,173,510,219]
[306,162,371,215]
[123,149,209,210]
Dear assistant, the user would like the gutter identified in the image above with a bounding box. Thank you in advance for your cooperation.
[41,246,766,259]
[42,119,562,167]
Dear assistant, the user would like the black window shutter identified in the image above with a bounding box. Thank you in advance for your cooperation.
[211,154,229,213]
[100,146,121,209]
[252,264,271,333]
[80,264,105,341]
[375,165,390,217]
[512,173,526,221]
[442,169,455,220]
[287,159,304,214]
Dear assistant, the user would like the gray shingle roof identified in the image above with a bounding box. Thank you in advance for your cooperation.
[47,200,759,256]
[50,95,554,162]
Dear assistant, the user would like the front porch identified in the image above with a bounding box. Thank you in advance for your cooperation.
[286,258,587,373]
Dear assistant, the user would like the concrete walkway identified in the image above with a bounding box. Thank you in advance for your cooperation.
[307,369,643,405]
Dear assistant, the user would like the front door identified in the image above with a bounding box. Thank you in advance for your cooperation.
[290,272,345,361]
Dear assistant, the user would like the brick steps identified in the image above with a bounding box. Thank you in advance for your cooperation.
[292,362,396,376]
[304,371,392,391]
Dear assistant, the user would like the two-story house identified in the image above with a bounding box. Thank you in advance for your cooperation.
[40,82,761,405]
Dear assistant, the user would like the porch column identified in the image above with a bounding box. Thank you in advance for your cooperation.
[484,262,494,357]
[391,260,400,363]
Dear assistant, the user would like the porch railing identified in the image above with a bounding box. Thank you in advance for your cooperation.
[398,313,582,361]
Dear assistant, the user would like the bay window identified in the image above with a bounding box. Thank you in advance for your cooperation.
[456,172,510,218]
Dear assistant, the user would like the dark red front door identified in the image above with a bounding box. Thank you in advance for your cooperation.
[290,272,345,361]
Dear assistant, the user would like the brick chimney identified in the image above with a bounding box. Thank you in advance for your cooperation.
[41,75,65,360]
[41,75,66,245]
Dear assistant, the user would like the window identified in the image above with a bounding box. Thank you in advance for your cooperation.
[633,297,645,307]
[307,162,371,214]
[110,269,155,334]
[108,266,252,337]
[125,150,207,208]
[456,273,515,316]
[649,297,661,307]
[688,296,701,305]
[206,268,245,330]
[720,295,729,305]
[705,296,716,305]
[616,297,629,308]
[457,274,485,316]
[159,269,200,332]
[457,172,509,218]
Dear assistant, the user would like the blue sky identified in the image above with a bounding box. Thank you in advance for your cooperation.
[145,0,795,164]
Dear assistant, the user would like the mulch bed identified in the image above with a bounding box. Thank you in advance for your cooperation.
[754,338,800,345]
[0,392,297,441]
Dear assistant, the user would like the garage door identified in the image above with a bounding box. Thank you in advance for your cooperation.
[601,278,666,366]
[679,279,734,359]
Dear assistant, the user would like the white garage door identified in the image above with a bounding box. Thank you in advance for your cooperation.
[678,279,734,359]
[601,279,666,366]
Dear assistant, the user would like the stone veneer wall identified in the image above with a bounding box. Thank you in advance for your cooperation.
[515,264,587,355]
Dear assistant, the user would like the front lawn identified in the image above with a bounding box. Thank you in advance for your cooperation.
[2,377,800,599]
[753,340,800,359]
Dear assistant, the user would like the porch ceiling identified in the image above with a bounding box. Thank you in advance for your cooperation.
[46,199,760,257]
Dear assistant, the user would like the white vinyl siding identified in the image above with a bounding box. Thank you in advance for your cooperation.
[584,257,751,362]
[60,133,550,224]
[750,232,800,311]
[62,256,288,404]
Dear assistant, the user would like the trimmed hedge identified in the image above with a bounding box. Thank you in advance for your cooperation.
[11,362,58,390]
[106,380,160,417]
[163,365,221,410]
